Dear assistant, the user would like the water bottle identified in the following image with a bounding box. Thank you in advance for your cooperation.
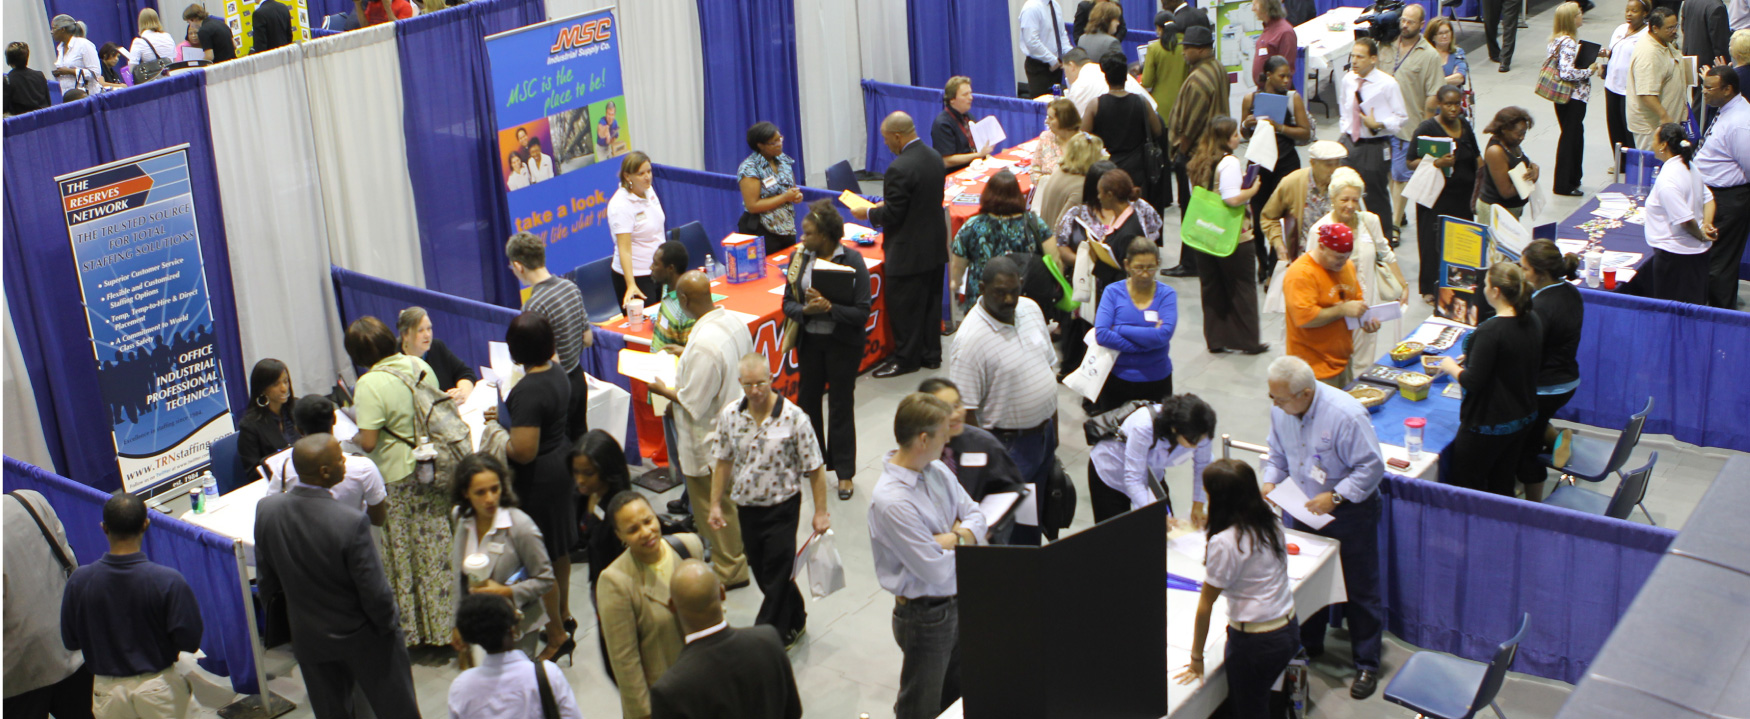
[1051,83,1064,97]
[201,471,219,509]
[1404,417,1426,461]
[704,255,722,279]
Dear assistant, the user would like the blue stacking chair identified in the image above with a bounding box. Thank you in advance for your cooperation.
[569,257,621,323]
[208,433,248,495]
[1540,396,1652,484]
[1384,613,1531,719]
[670,221,716,269]
[1546,453,1658,524]
[825,160,861,194]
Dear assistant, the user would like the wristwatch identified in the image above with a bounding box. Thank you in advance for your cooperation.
[1331,493,1347,507]
[955,531,970,546]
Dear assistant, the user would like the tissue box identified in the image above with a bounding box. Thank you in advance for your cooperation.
[723,233,767,284]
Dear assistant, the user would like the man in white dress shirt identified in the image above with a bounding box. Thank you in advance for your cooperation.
[1338,38,1407,247]
[262,395,388,526]
[448,594,582,719]
[1019,0,1074,98]
[1064,48,1158,120]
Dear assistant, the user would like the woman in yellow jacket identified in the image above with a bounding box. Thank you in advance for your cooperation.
[595,492,706,719]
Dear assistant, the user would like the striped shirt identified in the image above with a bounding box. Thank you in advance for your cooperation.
[524,276,588,374]
[650,286,695,351]
[1167,57,1229,153]
[947,298,1059,431]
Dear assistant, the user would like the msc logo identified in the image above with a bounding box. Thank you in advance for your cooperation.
[549,17,612,54]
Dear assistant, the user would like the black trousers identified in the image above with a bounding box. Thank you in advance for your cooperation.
[762,232,797,255]
[1225,619,1302,719]
[887,267,945,369]
[1517,390,1576,487]
[1171,153,1200,272]
[1196,241,1263,351]
[1605,90,1633,170]
[610,272,659,309]
[1705,183,1750,308]
[741,494,807,637]
[1023,57,1062,99]
[3,665,94,719]
[565,366,589,443]
[1481,0,1520,64]
[1086,458,1149,523]
[1449,424,1531,496]
[1630,247,1710,305]
[797,333,860,479]
[1343,137,1395,240]
[1095,373,1173,414]
[298,636,421,719]
[1552,99,1586,194]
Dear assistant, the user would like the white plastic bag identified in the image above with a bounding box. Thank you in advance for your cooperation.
[585,372,631,449]
[797,529,846,599]
[1061,329,1118,401]
[1403,159,1446,209]
[1263,264,1287,314]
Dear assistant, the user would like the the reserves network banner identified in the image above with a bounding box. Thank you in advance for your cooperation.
[485,7,629,275]
[57,146,235,493]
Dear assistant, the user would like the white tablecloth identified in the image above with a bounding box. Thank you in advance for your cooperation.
[1297,7,1368,93]
[179,479,271,565]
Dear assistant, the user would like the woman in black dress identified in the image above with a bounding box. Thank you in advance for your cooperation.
[570,429,631,680]
[1241,56,1313,284]
[1435,263,1544,497]
[238,358,298,481]
[1083,53,1164,203]
[1409,85,1483,300]
[1516,240,1584,502]
[496,312,579,641]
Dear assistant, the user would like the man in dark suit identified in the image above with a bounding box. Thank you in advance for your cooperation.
[252,0,294,54]
[4,43,50,116]
[1683,0,1733,132]
[650,560,801,719]
[254,434,419,719]
[853,111,948,379]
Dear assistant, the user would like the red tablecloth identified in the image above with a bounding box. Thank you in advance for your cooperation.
[945,143,1038,240]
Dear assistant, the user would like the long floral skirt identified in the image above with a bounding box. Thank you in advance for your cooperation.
[381,478,454,646]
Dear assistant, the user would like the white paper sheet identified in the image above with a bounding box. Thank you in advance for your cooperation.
[1265,480,1334,529]
[1013,483,1038,526]
[1244,120,1279,171]
[1403,159,1446,209]
[331,409,359,442]
[488,341,519,396]
[977,492,1022,537]
[1344,301,1404,330]
[970,115,1006,152]
[616,348,678,386]
[1490,204,1531,259]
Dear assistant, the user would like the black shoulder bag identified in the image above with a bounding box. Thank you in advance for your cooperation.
[8,492,76,575]
[533,658,561,719]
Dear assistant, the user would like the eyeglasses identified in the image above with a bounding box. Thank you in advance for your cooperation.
[740,379,770,389]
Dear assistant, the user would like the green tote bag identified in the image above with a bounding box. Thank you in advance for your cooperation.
[1180,185,1245,257]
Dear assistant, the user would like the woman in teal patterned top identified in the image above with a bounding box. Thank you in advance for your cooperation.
[738,122,803,254]
[949,170,1058,310]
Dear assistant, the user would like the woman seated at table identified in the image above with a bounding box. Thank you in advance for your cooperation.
[1241,56,1313,285]
[1625,123,1717,305]
[1031,132,1104,236]
[1409,85,1482,301]
[1477,106,1539,223]
[570,430,632,677]
[1311,168,1406,371]
[1030,98,1081,181]
[933,75,994,171]
[447,453,567,662]
[607,151,665,312]
[782,200,872,500]
[1094,239,1177,413]
[1426,17,1469,87]
[239,358,298,481]
[1086,393,1215,525]
[1055,164,1163,372]
[1076,1,1125,63]
[1189,116,1268,355]
[738,121,805,254]
[1517,240,1585,502]
[398,306,475,402]
[1174,459,1300,719]
[597,492,705,719]
[950,170,1057,311]
[1435,263,1544,497]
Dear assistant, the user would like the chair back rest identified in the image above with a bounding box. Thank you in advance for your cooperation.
[209,432,247,494]
[671,221,717,269]
[825,160,861,194]
[568,257,621,324]
[1622,148,1659,188]
[1470,613,1531,717]
[1606,452,1657,520]
[1293,46,1307,96]
[1605,396,1654,476]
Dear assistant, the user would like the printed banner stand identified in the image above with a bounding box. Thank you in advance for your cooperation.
[1436,215,1491,327]
[57,145,235,494]
[485,6,630,279]
[222,0,314,58]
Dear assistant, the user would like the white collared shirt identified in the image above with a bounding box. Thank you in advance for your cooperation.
[265,450,388,515]
[447,650,581,719]
[711,395,824,506]
[684,620,729,644]
[1087,404,1214,509]
[53,37,100,94]
[1644,156,1714,254]
[1604,25,1645,95]
[1067,65,1158,120]
[1204,526,1295,622]
[1338,67,1407,141]
[606,186,666,276]
[526,152,555,183]
[673,308,755,476]
[461,507,516,558]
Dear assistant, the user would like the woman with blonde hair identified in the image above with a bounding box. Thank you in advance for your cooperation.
[1543,2,1591,195]
[127,8,175,78]
[1031,132,1104,241]
[1309,167,1406,369]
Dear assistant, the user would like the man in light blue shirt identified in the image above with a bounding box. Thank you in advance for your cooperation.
[448,594,582,719]
[869,392,988,719]
[1695,66,1750,308]
[1261,356,1386,700]
[1020,0,1074,98]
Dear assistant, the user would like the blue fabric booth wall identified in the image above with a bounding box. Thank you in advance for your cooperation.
[695,0,807,183]
[46,0,157,60]
[907,0,1018,98]
[649,164,846,268]
[861,80,1049,175]
[2,70,247,492]
[4,457,261,693]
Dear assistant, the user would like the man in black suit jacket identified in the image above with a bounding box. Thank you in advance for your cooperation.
[853,111,948,378]
[254,435,419,719]
[252,0,295,54]
[4,43,50,116]
[650,560,802,719]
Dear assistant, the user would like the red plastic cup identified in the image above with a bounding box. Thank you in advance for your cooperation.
[1603,267,1618,290]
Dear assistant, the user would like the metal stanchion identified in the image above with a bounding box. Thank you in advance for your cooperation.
[1219,433,1271,461]
[217,539,294,719]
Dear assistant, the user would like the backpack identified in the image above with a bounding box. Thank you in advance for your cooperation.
[1005,251,1065,321]
[133,38,166,83]
[371,364,472,485]
[1083,400,1152,446]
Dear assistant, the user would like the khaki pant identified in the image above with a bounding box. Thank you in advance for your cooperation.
[684,473,748,586]
[1319,367,1354,389]
[92,669,192,719]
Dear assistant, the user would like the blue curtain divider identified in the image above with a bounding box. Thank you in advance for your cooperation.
[2,70,247,492]
[1377,474,1676,684]
[861,80,1049,174]
[328,267,641,464]
[395,0,544,308]
[649,163,846,268]
[907,0,1019,98]
[4,457,260,693]
[695,0,806,183]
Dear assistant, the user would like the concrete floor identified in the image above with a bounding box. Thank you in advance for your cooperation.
[215,0,1740,716]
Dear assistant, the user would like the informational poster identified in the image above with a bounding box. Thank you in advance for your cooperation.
[222,0,313,57]
[485,8,629,275]
[56,146,235,493]
[1437,216,1490,326]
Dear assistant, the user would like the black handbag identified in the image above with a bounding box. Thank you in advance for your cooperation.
[1042,458,1077,531]
[736,211,765,236]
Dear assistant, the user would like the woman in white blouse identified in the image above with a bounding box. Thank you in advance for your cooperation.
[525,138,555,184]
[505,152,532,191]
[1627,123,1717,304]
[127,8,176,74]
[1187,117,1268,355]
[1311,167,1405,370]
[1084,394,1216,526]
[606,151,666,309]
[49,15,99,95]
[1598,0,1648,174]
[1174,459,1299,719]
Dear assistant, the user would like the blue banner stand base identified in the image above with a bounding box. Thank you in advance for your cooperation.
[217,692,294,719]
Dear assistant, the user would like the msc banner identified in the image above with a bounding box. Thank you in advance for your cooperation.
[57,146,235,494]
[485,7,630,275]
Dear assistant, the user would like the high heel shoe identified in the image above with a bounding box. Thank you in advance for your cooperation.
[562,616,578,635]
[543,634,578,666]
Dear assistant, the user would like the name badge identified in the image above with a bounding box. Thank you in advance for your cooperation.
[961,452,988,467]
[1144,310,1160,323]
[635,211,648,223]
[762,175,778,189]
[487,541,507,555]
[1258,47,1269,56]
[766,426,792,441]
[1383,145,1392,161]
[1305,457,1328,486]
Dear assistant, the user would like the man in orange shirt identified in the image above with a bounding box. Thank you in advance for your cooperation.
[1283,224,1381,387]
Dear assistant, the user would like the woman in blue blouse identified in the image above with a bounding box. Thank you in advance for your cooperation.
[1085,394,1216,524]
[1093,238,1176,412]
[738,122,804,253]
[1426,17,1469,87]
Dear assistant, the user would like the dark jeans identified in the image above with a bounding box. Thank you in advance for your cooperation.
[1517,390,1576,488]
[1095,373,1172,414]
[892,596,960,719]
[797,333,860,479]
[1293,493,1382,672]
[1705,183,1750,308]
[1226,619,1303,719]
[1552,99,1586,194]
[887,267,945,370]
[991,420,1057,545]
[1023,57,1063,99]
[3,665,94,719]
[1343,137,1395,240]
[1450,425,1532,496]
[741,494,807,638]
[565,366,589,443]
[1481,0,1520,64]
[1605,90,1633,170]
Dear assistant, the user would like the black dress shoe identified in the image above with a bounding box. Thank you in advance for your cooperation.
[1555,189,1584,197]
[873,362,918,379]
[1161,265,1196,278]
[1351,670,1380,699]
[667,498,691,515]
[1498,62,1511,72]
[1239,343,1271,355]
[922,360,941,370]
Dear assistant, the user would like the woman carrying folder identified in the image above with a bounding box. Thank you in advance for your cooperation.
[1543,2,1593,196]
[782,200,871,500]
[1408,85,1483,300]
[1241,56,1313,285]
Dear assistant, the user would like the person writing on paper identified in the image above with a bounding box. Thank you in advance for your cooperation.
[596,492,706,719]
[1260,140,1348,268]
[1310,167,1406,372]
[1084,53,1166,216]
[1627,123,1718,303]
[1338,38,1408,245]
[1627,8,1685,150]
[1086,394,1216,524]
[918,378,1026,505]
[649,560,804,719]
[1516,240,1585,502]
[1409,85,1483,300]
[1188,117,1269,355]
[933,76,993,171]
[1283,224,1380,388]
[1477,106,1539,223]
[1241,56,1313,284]
[398,306,476,402]
[1174,459,1300,719]
[739,122,805,253]
[1435,263,1544,497]
[607,152,665,319]
[868,392,988,719]
[782,201,871,500]
[446,453,567,662]
[1545,3,1594,196]
[1029,98,1081,180]
[1093,239,1177,411]
[1261,354,1386,700]
[950,170,1056,311]
[262,395,388,526]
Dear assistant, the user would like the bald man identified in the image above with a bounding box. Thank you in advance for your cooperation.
[853,112,948,379]
[649,561,801,719]
[649,272,752,588]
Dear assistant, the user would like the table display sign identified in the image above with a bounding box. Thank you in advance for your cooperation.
[1436,216,1489,326]
[485,7,629,275]
[222,0,313,57]
[56,145,235,493]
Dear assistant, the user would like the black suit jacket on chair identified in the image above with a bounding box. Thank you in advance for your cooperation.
[649,625,802,719]
[254,485,401,662]
[868,139,948,277]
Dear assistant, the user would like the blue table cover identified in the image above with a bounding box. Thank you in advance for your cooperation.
[1556,182,1750,280]
[1366,321,1469,457]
